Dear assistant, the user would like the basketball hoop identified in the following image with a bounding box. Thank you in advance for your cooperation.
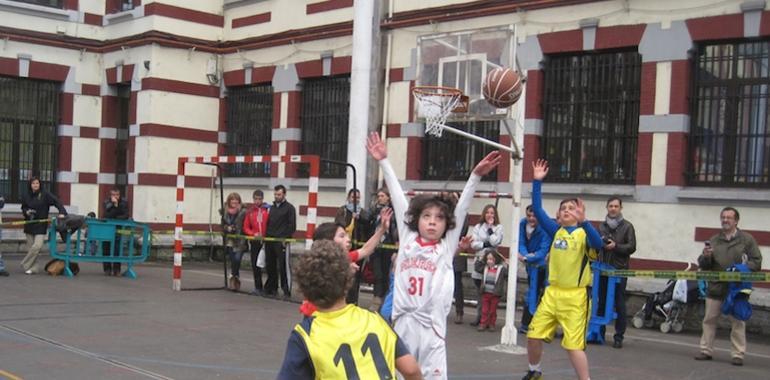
[412,86,467,137]
[412,85,520,159]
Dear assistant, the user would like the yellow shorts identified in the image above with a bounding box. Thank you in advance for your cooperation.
[526,285,590,350]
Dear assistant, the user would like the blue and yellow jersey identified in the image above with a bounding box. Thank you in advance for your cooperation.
[547,227,598,289]
[277,304,409,380]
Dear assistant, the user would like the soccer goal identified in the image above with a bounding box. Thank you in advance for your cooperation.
[172,154,320,291]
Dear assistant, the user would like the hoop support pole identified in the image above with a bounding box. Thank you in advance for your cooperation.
[438,123,520,158]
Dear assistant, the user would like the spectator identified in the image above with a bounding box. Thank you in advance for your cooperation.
[264,185,297,299]
[243,189,270,296]
[518,205,552,334]
[478,251,508,332]
[0,195,8,276]
[469,204,503,327]
[597,196,636,348]
[21,176,67,275]
[102,188,130,276]
[221,192,247,291]
[335,188,369,304]
[694,207,762,366]
[368,187,398,311]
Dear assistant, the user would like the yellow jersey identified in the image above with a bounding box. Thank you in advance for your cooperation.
[278,304,408,380]
[547,227,598,289]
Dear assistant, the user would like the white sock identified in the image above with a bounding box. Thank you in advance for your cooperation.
[528,363,542,372]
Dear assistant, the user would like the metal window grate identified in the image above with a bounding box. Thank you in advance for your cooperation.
[689,40,770,187]
[9,0,63,8]
[421,120,498,181]
[300,76,350,178]
[0,76,59,202]
[225,84,274,177]
[542,51,641,184]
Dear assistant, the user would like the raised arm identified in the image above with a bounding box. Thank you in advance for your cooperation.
[531,160,559,236]
[367,133,409,238]
[355,207,393,260]
[446,151,501,244]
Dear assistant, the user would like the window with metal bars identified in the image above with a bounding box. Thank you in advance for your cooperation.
[689,40,770,187]
[421,121,498,181]
[0,76,59,202]
[10,0,62,8]
[300,76,350,178]
[225,84,273,177]
[542,51,641,184]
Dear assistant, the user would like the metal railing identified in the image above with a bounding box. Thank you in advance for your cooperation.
[0,77,59,202]
[225,84,274,177]
[542,50,641,184]
[689,40,770,187]
[299,76,350,178]
[421,120,498,181]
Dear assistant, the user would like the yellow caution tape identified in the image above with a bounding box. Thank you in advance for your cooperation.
[601,269,769,283]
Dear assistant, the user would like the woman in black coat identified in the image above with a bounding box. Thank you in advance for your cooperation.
[20,177,66,274]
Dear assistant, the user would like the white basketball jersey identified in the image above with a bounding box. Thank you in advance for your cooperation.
[392,230,455,335]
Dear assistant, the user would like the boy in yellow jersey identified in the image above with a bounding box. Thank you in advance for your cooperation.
[522,159,603,380]
[278,240,422,380]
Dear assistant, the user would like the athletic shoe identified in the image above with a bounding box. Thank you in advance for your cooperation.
[694,353,712,361]
[731,357,743,366]
[521,370,542,380]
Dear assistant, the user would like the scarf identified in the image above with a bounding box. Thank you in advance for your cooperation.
[345,202,361,214]
[605,214,624,230]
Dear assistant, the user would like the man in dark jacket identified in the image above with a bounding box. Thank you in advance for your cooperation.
[264,184,296,298]
[694,207,762,366]
[21,177,67,274]
[598,196,636,348]
[102,188,130,276]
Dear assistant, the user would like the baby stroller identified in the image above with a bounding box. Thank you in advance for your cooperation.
[632,263,703,334]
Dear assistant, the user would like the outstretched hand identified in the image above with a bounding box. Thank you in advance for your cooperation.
[472,151,502,176]
[366,132,387,161]
[458,235,473,253]
[379,207,393,231]
[532,159,549,181]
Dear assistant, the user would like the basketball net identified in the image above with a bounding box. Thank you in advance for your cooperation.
[412,86,464,137]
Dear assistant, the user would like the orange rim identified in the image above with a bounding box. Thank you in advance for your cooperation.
[412,86,467,113]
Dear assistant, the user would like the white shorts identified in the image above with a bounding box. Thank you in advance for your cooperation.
[394,316,447,380]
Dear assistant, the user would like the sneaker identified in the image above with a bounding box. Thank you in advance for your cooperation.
[693,353,712,361]
[250,289,262,296]
[731,357,743,366]
[469,320,480,327]
[612,340,623,349]
[453,314,463,324]
[24,269,35,275]
[487,325,496,332]
[521,370,542,380]
[0,270,9,277]
[477,325,486,332]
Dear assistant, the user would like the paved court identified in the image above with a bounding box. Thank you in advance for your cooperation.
[1,255,768,380]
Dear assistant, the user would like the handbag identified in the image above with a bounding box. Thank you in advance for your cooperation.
[256,245,266,268]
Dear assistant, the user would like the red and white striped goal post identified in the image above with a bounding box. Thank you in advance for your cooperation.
[173,154,320,291]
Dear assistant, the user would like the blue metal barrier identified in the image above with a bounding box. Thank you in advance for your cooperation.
[586,261,620,344]
[48,217,151,279]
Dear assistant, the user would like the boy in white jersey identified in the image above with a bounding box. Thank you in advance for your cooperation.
[366,132,501,379]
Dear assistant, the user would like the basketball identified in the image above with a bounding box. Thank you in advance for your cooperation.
[482,67,523,108]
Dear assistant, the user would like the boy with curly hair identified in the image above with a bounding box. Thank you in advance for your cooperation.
[367,132,501,379]
[278,240,421,380]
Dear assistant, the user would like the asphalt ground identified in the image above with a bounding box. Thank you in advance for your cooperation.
[1,255,769,380]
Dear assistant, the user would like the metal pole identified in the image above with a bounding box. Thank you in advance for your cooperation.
[439,124,520,158]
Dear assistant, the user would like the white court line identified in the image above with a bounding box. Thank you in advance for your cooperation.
[626,333,770,359]
[0,324,175,380]
[184,269,254,283]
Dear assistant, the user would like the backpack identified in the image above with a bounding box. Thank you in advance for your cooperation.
[44,259,80,276]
